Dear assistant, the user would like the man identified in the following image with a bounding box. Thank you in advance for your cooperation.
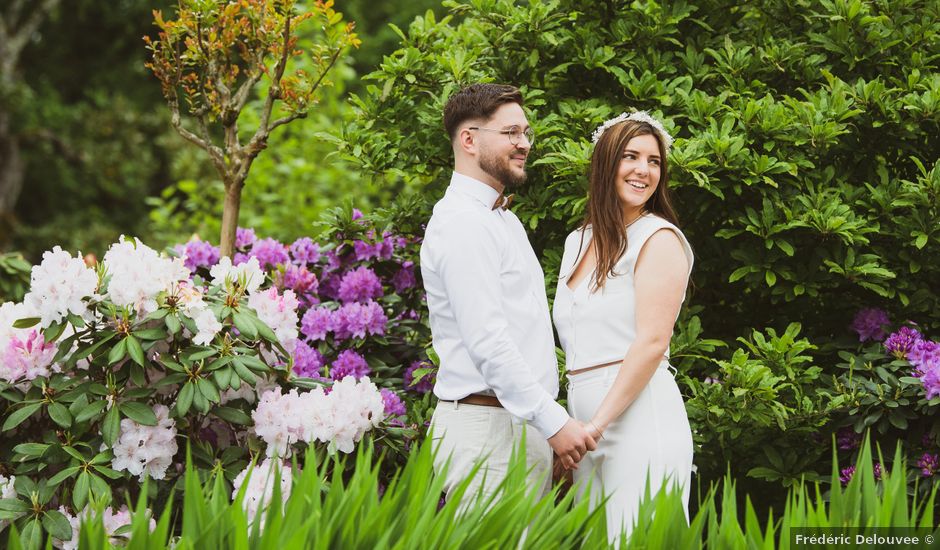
[421,83,597,507]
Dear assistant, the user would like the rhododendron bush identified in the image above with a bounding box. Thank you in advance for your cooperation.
[0,210,434,544]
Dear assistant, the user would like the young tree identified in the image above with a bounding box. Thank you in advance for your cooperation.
[145,0,359,257]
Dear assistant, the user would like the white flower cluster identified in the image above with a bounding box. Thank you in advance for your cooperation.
[590,110,674,151]
[103,236,190,315]
[110,404,178,481]
[0,301,59,384]
[252,377,385,457]
[53,505,154,550]
[172,281,223,346]
[23,246,97,328]
[231,458,292,529]
[248,287,299,346]
[210,257,266,294]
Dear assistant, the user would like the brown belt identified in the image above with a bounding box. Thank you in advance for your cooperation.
[568,360,620,376]
[456,393,503,408]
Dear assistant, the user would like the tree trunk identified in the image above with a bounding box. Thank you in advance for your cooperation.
[219,178,244,258]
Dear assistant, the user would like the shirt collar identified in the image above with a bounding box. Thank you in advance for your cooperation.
[448,171,502,209]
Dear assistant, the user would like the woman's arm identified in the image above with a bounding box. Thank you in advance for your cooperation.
[589,229,690,433]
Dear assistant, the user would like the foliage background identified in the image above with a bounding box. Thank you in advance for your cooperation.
[2,0,939,520]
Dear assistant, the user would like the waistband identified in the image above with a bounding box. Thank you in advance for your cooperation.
[567,359,675,378]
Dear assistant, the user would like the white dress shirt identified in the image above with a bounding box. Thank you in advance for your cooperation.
[420,172,569,438]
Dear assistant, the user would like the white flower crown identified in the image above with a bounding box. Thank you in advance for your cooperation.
[590,110,673,152]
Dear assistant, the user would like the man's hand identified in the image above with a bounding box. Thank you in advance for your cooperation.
[547,418,597,470]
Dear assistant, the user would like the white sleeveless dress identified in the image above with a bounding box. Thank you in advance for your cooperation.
[552,213,694,540]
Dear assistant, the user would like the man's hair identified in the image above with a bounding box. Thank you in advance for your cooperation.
[443,84,524,141]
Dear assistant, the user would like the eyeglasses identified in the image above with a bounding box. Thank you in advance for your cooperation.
[468,125,535,147]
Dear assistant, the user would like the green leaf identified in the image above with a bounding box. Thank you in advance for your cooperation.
[43,321,66,342]
[2,402,42,431]
[212,406,251,425]
[43,509,74,541]
[12,443,49,458]
[252,315,279,343]
[133,327,169,340]
[75,400,108,423]
[196,378,220,403]
[73,471,91,509]
[108,337,128,365]
[48,402,73,428]
[92,465,123,480]
[21,519,42,550]
[233,311,259,339]
[176,382,195,416]
[61,446,87,462]
[101,405,121,446]
[120,402,157,426]
[126,335,146,367]
[166,313,182,334]
[12,317,40,329]
[0,498,31,513]
[48,466,82,486]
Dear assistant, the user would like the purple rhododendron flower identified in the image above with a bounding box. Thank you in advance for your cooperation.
[873,462,883,481]
[837,427,860,451]
[404,360,436,394]
[235,227,257,249]
[233,252,251,266]
[884,326,922,358]
[278,265,319,302]
[290,237,320,265]
[851,308,890,342]
[353,240,376,261]
[331,301,387,341]
[352,208,364,220]
[324,249,342,272]
[908,340,940,374]
[380,388,407,417]
[918,453,939,477]
[292,340,325,379]
[839,465,855,486]
[300,307,333,341]
[337,267,383,303]
[921,367,940,400]
[176,239,220,271]
[250,238,290,270]
[330,350,370,381]
[392,261,416,292]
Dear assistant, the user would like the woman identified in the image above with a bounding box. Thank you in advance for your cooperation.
[552,111,694,540]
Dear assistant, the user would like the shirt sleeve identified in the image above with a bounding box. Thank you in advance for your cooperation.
[434,213,569,438]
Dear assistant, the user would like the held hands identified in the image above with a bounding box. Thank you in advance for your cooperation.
[547,418,598,470]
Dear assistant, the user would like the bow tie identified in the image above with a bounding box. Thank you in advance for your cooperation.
[492,193,515,211]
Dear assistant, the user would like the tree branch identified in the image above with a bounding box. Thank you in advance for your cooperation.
[255,13,293,140]
[266,111,306,133]
[4,0,60,62]
[168,99,226,177]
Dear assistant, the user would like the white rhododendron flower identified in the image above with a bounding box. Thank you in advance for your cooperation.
[252,377,385,456]
[210,256,265,294]
[110,404,178,480]
[231,458,292,529]
[189,306,223,346]
[53,505,154,550]
[103,236,190,315]
[328,376,386,453]
[247,287,299,345]
[22,246,97,328]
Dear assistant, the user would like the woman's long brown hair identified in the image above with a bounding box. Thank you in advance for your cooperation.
[578,120,680,291]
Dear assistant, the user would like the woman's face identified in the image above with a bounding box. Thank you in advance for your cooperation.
[615,133,661,217]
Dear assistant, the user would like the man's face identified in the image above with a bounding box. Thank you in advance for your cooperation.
[475,103,531,188]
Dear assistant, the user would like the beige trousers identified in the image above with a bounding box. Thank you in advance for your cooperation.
[429,401,552,511]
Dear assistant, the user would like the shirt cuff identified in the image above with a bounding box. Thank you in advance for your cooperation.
[531,398,570,439]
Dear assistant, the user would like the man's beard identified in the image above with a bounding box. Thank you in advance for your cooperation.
[479,147,527,188]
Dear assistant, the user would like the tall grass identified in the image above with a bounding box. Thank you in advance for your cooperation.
[5,436,937,549]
